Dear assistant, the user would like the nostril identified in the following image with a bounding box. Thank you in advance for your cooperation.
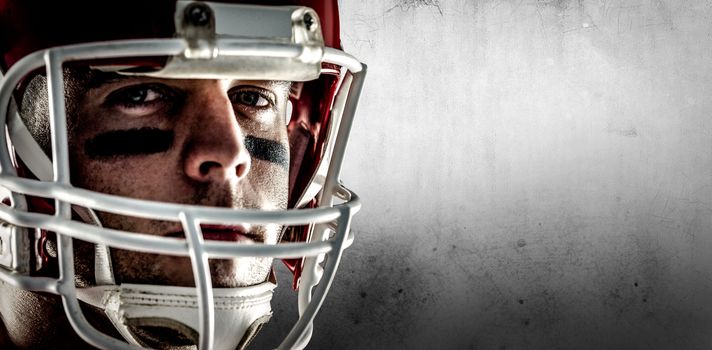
[235,163,248,179]
[199,161,220,176]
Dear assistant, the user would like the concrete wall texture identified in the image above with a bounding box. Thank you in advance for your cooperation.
[257,1,712,349]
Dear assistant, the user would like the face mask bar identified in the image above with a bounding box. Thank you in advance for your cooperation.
[0,35,365,350]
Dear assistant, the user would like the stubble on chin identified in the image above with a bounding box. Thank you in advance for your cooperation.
[99,215,280,287]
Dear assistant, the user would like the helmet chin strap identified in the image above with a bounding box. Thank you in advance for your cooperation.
[76,276,276,350]
[71,205,116,286]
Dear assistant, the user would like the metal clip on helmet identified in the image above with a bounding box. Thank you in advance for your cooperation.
[0,1,365,349]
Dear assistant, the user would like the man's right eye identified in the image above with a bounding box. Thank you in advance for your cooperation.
[124,87,161,104]
[104,84,173,115]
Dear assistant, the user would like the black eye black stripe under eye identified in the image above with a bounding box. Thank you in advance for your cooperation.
[244,135,288,169]
[85,129,288,168]
[85,128,174,159]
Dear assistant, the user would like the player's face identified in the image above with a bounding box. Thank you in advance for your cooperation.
[68,73,290,287]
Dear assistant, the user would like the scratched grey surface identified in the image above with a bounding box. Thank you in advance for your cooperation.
[253,1,712,349]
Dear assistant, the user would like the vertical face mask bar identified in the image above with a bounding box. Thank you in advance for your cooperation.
[46,50,70,187]
[180,212,216,350]
[0,51,45,279]
[47,51,140,350]
[283,64,366,349]
[318,61,367,207]
[279,203,356,349]
[58,233,138,349]
[294,54,365,315]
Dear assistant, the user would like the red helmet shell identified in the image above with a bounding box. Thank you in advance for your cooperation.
[0,0,341,72]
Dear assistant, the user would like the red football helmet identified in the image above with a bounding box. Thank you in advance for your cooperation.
[0,1,365,349]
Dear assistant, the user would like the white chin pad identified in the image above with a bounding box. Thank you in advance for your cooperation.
[78,281,275,350]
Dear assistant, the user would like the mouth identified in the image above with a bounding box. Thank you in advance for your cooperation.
[165,224,261,243]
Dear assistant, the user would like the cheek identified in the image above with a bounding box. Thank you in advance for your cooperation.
[247,158,289,209]
[241,111,288,157]
[244,135,289,169]
[70,159,127,195]
[69,152,170,199]
[239,116,289,207]
[69,130,174,197]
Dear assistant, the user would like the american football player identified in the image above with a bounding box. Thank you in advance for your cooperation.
[0,1,365,349]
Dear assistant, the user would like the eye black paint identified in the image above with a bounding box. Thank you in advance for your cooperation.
[244,135,288,168]
[85,128,174,159]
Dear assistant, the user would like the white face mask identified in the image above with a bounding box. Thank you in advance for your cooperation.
[76,278,276,350]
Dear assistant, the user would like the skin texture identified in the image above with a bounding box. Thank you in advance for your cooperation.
[0,73,291,348]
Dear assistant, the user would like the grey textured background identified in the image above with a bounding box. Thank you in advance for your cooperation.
[256,0,712,349]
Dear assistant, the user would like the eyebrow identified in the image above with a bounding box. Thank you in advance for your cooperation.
[87,70,292,91]
[87,71,133,89]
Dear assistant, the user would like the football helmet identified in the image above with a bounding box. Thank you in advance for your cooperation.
[0,0,365,349]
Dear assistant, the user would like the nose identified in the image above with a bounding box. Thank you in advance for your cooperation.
[182,83,251,183]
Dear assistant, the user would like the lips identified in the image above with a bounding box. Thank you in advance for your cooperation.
[201,225,253,242]
[165,224,259,243]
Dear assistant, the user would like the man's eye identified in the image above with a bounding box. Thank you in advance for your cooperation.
[125,88,161,104]
[105,84,169,110]
[230,90,272,108]
[118,87,163,105]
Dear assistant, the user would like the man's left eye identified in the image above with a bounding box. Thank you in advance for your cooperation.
[230,90,271,108]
